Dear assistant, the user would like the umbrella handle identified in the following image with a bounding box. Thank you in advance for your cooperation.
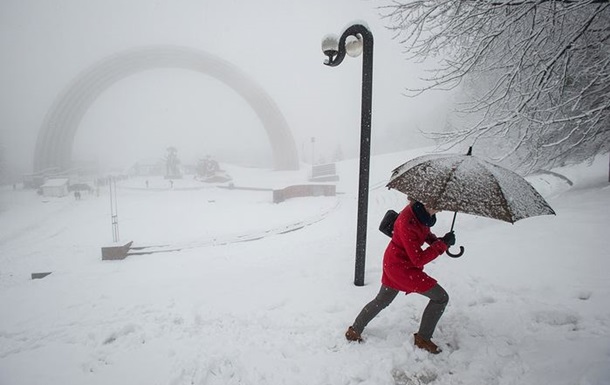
[446,245,464,258]
[446,211,464,257]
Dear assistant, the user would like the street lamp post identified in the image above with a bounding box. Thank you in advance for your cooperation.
[322,23,373,287]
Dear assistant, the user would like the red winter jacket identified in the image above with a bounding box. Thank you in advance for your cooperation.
[381,203,448,293]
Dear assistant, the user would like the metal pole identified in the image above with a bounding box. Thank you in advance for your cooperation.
[324,24,373,286]
[355,30,373,287]
[109,176,119,242]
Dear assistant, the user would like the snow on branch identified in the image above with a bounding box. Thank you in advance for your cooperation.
[379,0,610,173]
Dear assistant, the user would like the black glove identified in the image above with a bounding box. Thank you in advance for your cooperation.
[441,231,456,246]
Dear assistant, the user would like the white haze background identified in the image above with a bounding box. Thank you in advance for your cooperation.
[0,0,449,174]
[0,149,609,385]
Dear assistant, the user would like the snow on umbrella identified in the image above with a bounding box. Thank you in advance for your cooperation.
[386,148,556,256]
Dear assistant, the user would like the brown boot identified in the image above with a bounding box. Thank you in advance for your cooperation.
[345,326,363,343]
[414,333,442,354]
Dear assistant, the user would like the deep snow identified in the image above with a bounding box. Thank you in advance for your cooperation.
[1,149,609,385]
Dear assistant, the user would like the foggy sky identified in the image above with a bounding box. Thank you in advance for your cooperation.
[0,0,452,174]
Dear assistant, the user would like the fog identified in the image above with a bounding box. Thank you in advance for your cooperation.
[0,0,452,176]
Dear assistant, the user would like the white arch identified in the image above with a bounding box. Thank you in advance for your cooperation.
[34,45,299,172]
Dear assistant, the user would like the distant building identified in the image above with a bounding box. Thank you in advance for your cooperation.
[40,178,69,197]
[23,174,46,189]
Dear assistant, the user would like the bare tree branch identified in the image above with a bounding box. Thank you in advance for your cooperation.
[379,0,610,173]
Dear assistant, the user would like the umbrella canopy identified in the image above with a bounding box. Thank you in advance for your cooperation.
[387,152,555,223]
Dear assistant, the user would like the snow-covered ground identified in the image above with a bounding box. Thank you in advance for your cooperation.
[1,149,609,385]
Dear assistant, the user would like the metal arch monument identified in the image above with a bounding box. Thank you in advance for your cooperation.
[33,45,300,172]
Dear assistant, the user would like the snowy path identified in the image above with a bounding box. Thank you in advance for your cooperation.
[127,198,341,255]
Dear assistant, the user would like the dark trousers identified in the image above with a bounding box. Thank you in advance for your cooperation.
[352,284,449,340]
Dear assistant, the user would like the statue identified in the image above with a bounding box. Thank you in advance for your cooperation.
[196,155,232,183]
[165,146,182,179]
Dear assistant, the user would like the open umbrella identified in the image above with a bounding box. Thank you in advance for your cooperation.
[386,148,555,257]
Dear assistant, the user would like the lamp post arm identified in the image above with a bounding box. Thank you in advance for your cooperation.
[324,24,373,68]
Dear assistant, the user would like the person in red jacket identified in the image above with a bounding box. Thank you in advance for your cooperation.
[345,200,455,354]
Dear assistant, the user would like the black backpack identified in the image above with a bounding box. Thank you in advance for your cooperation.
[379,210,399,238]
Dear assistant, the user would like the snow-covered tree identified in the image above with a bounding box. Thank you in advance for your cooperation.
[380,0,610,173]
[333,144,345,162]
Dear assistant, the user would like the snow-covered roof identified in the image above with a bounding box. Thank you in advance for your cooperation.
[41,178,69,187]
